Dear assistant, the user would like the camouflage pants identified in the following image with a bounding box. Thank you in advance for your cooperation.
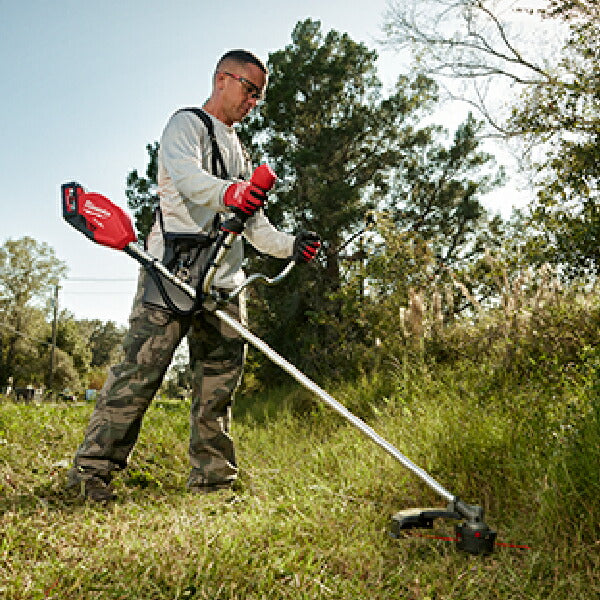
[71,272,247,488]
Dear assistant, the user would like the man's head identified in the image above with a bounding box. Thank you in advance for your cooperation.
[205,50,268,126]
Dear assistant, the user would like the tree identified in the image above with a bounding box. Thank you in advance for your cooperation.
[236,19,442,374]
[54,311,93,375]
[47,316,126,392]
[86,319,125,367]
[241,20,439,284]
[238,19,505,375]
[126,141,159,243]
[0,237,66,386]
[3,306,50,388]
[65,319,126,391]
[389,112,505,271]
[50,347,81,392]
[515,1,599,275]
[383,0,600,275]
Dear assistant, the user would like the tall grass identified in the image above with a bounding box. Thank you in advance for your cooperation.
[1,346,599,599]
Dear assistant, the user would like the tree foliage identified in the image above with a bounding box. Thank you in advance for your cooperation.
[241,20,437,269]
[0,237,125,391]
[237,19,504,376]
[389,112,505,270]
[126,141,159,243]
[86,319,126,367]
[383,0,600,275]
[0,237,66,387]
[236,19,437,374]
[516,1,599,275]
[48,315,126,391]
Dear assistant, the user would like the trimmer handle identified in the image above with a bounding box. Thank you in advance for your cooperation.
[228,163,277,225]
[202,164,277,295]
[250,163,277,193]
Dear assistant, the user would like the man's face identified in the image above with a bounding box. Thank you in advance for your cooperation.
[219,63,267,125]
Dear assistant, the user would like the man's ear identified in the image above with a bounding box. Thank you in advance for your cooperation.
[214,71,227,92]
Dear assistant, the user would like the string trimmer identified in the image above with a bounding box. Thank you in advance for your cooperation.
[61,172,497,555]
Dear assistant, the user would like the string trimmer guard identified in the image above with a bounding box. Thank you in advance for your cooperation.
[390,507,461,531]
[390,503,497,555]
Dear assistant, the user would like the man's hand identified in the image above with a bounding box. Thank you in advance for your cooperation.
[223,181,265,216]
[223,164,276,217]
[293,231,321,263]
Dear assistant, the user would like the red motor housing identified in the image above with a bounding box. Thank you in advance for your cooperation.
[62,182,137,250]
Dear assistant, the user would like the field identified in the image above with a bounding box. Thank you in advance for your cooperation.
[1,361,599,599]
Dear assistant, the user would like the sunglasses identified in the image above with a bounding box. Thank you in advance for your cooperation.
[220,71,265,101]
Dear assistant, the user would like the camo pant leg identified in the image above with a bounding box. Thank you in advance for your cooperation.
[187,293,247,487]
[72,272,189,481]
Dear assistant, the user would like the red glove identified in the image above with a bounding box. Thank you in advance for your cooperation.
[223,164,276,217]
[293,231,321,263]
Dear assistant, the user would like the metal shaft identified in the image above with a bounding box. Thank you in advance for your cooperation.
[202,232,237,295]
[126,243,197,295]
[215,308,456,504]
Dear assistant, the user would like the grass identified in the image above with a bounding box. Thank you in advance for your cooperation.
[1,360,599,599]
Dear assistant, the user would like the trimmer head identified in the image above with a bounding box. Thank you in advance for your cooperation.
[455,518,497,555]
[390,503,497,555]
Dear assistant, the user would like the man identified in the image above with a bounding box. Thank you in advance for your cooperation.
[67,50,320,501]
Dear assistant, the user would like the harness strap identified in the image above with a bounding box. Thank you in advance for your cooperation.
[154,107,228,240]
[177,107,229,179]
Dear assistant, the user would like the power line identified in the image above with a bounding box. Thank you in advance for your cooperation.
[65,277,136,282]
[61,291,133,295]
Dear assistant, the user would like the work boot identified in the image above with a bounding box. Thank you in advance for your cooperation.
[188,482,232,495]
[66,468,116,502]
[82,477,117,502]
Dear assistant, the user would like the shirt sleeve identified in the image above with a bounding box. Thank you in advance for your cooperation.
[244,210,295,259]
[159,111,229,211]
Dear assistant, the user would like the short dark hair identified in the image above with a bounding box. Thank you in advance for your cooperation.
[216,49,268,75]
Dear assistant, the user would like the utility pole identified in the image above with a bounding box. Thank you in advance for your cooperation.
[48,283,59,392]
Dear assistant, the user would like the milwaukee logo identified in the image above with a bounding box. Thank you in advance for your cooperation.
[83,198,112,219]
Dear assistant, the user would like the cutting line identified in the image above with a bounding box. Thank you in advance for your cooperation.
[405,532,531,550]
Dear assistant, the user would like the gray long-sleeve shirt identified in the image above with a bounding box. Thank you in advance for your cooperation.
[146,109,294,289]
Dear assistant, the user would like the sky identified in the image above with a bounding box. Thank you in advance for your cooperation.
[0,0,542,326]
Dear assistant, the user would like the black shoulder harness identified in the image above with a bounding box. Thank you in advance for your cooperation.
[176,107,228,179]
